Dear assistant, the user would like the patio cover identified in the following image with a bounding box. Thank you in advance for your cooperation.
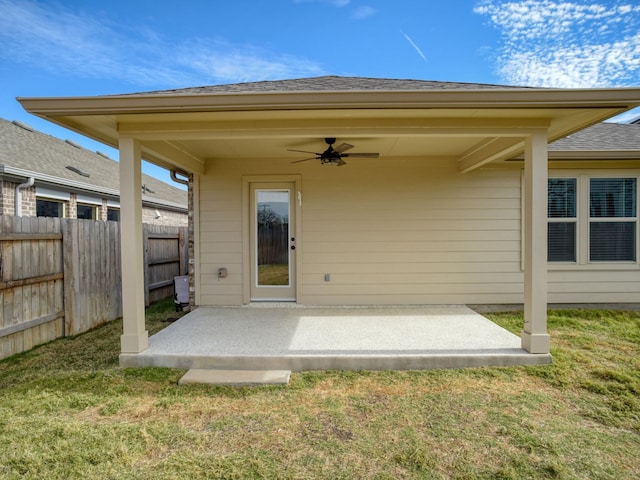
[18,76,640,358]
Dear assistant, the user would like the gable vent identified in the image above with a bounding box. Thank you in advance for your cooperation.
[12,120,34,132]
[66,165,90,177]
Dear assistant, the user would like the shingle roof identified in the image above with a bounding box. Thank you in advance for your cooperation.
[129,75,531,96]
[549,122,640,151]
[0,118,187,209]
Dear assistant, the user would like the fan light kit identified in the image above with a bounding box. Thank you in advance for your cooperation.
[289,138,379,166]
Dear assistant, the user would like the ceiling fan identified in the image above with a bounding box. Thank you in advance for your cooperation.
[288,138,379,166]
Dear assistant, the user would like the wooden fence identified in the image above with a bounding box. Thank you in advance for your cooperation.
[144,225,187,305]
[0,216,187,360]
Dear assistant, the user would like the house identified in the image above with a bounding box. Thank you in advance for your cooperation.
[0,117,187,225]
[17,76,640,359]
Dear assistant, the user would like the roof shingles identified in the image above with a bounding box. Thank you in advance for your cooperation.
[127,75,532,96]
[549,122,640,151]
[0,118,187,208]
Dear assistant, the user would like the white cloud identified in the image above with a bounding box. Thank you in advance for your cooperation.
[0,0,324,89]
[353,6,377,19]
[475,0,640,87]
[178,41,324,83]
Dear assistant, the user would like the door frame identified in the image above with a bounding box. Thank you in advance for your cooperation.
[242,175,302,303]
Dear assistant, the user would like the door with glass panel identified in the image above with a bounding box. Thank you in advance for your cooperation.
[250,183,296,301]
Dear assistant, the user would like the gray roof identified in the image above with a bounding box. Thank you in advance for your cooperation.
[549,122,640,151]
[0,118,187,209]
[130,75,531,96]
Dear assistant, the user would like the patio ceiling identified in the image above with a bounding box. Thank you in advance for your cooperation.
[18,86,640,175]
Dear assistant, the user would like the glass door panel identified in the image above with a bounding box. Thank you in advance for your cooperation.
[250,182,296,301]
[257,190,290,286]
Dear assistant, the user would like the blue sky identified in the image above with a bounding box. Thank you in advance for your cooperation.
[2,0,640,185]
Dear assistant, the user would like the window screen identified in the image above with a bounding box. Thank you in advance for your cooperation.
[548,179,577,262]
[36,198,63,218]
[107,208,120,221]
[77,204,95,220]
[589,178,636,262]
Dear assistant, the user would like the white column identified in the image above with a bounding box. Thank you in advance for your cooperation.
[119,137,148,353]
[522,130,550,354]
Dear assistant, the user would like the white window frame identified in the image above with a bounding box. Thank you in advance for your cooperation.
[36,196,67,218]
[546,171,640,270]
[76,203,97,220]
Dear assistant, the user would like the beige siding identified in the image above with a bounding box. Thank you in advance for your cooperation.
[197,157,640,306]
[549,269,640,303]
[300,158,521,304]
[198,156,524,305]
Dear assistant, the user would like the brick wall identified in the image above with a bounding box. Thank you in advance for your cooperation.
[0,179,187,225]
[20,187,36,216]
[0,181,36,216]
[142,207,188,226]
[0,180,11,214]
[67,193,78,219]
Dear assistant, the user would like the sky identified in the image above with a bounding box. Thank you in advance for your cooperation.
[2,0,640,186]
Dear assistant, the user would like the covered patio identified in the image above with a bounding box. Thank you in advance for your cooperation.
[119,305,552,371]
[18,76,640,370]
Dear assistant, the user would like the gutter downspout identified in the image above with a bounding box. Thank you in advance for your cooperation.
[170,170,189,186]
[15,177,35,216]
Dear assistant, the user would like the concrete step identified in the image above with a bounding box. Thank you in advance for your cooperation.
[178,369,291,386]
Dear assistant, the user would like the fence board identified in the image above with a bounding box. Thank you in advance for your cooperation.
[0,216,187,359]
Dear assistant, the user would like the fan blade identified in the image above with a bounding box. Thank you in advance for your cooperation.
[291,157,318,163]
[341,152,379,158]
[334,143,354,153]
[287,149,321,155]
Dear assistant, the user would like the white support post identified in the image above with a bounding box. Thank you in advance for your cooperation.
[119,137,148,354]
[522,130,550,354]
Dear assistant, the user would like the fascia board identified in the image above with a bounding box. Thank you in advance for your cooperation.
[547,150,640,159]
[1,165,186,210]
[18,88,640,115]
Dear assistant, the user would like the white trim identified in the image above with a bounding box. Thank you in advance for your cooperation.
[36,186,70,201]
[76,194,102,205]
[547,170,640,268]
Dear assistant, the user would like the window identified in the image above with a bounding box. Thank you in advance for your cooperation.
[548,178,576,262]
[36,198,64,218]
[548,175,638,264]
[77,204,96,220]
[107,208,120,222]
[589,178,636,261]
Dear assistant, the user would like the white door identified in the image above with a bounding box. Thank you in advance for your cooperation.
[250,182,296,301]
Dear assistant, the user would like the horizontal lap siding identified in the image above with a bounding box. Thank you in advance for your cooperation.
[197,157,524,306]
[197,157,640,306]
[301,159,522,304]
[549,270,640,303]
[199,166,243,305]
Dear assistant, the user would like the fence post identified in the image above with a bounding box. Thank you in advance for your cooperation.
[62,219,78,336]
[179,226,186,276]
[143,226,150,307]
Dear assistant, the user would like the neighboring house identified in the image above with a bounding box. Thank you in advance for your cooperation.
[18,76,640,357]
[0,117,187,225]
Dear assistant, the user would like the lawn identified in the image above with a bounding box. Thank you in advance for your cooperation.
[0,301,639,479]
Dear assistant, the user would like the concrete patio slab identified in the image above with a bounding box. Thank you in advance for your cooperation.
[178,369,291,386]
[119,305,552,371]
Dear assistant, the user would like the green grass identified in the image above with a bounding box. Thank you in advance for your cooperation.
[1,302,639,479]
[258,263,289,285]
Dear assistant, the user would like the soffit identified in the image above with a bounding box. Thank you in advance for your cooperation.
[19,86,640,174]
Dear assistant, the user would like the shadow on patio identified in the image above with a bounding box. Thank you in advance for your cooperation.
[119,305,552,371]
